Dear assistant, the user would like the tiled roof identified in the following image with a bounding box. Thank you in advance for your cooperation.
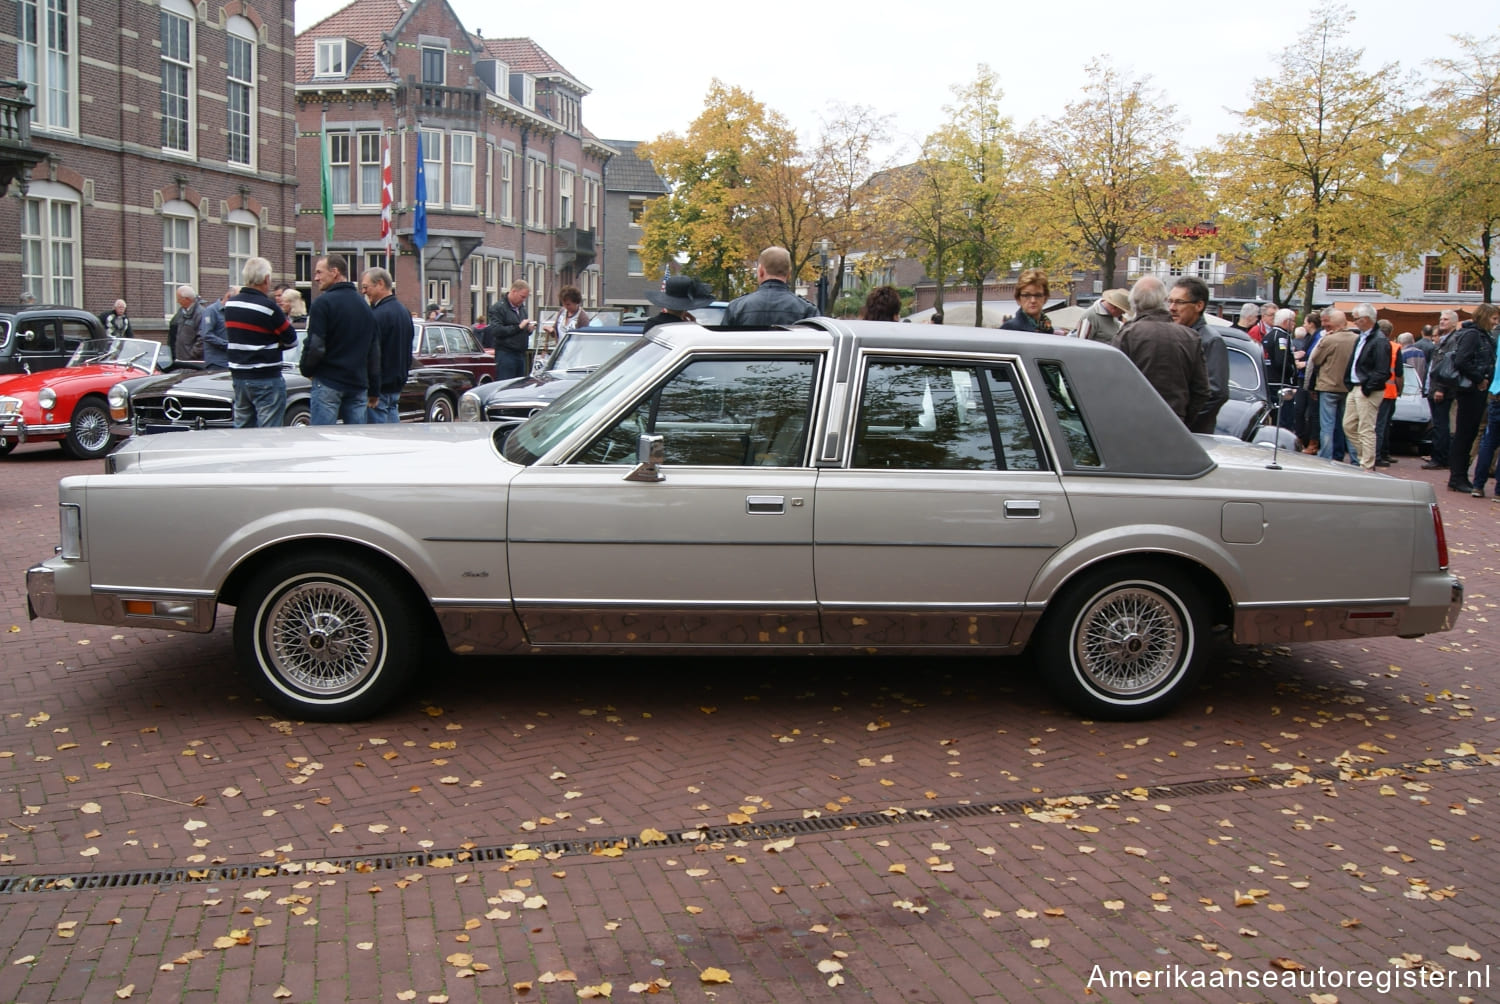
[481,38,586,91]
[295,0,409,85]
[602,140,668,196]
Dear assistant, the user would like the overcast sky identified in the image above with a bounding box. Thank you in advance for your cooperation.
[297,0,1490,164]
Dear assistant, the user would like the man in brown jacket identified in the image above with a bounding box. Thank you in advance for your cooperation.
[1307,308,1357,461]
[1114,276,1210,428]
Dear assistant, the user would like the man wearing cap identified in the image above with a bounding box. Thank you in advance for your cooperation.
[1072,290,1128,345]
[723,247,817,326]
[644,277,715,333]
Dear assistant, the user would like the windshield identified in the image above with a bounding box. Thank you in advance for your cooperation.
[503,338,670,465]
[549,332,641,372]
[69,338,159,373]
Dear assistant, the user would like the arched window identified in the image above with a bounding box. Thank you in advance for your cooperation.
[226,15,257,167]
[20,180,81,306]
[162,199,197,316]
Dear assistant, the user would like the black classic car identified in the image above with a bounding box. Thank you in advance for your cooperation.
[457,325,645,425]
[109,341,474,435]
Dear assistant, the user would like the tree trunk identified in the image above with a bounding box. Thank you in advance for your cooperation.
[1484,230,1494,304]
[973,280,984,327]
[1102,244,1118,291]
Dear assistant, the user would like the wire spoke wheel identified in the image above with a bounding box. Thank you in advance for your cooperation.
[263,578,381,695]
[1073,585,1186,696]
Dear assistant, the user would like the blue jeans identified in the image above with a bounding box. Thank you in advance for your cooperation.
[232,376,288,428]
[365,390,401,424]
[495,349,527,381]
[310,378,367,425]
[1317,391,1348,460]
[1473,395,1500,492]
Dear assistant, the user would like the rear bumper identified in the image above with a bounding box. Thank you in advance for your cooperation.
[1234,572,1463,645]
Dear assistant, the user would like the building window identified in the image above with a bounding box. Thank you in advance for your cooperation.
[17,0,75,132]
[451,132,475,208]
[422,130,443,206]
[162,206,196,317]
[558,168,574,227]
[225,28,254,166]
[426,279,450,312]
[358,132,382,207]
[328,132,352,206]
[524,262,544,316]
[627,247,643,277]
[629,197,646,228]
[160,6,194,153]
[470,258,483,321]
[227,213,256,287]
[365,250,390,273]
[584,178,600,232]
[528,158,546,228]
[421,47,445,86]
[1422,256,1447,293]
[314,39,345,77]
[1357,269,1382,293]
[500,149,515,222]
[500,258,513,295]
[1324,258,1350,292]
[1460,265,1483,294]
[20,187,79,306]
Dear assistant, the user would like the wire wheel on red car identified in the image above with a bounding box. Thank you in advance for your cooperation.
[62,397,116,460]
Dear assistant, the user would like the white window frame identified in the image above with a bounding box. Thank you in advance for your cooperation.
[328,131,353,208]
[500,149,515,222]
[629,197,646,229]
[450,132,475,209]
[162,201,197,317]
[470,258,483,321]
[17,0,77,133]
[20,182,81,307]
[484,143,494,218]
[426,279,451,312]
[226,209,257,287]
[500,258,514,293]
[358,131,382,207]
[524,262,544,318]
[422,129,444,207]
[421,45,446,86]
[160,1,195,155]
[558,168,575,228]
[225,20,256,167]
[627,246,644,277]
[314,39,346,77]
[528,158,546,230]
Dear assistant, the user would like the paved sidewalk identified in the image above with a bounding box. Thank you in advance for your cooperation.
[2,443,1497,1002]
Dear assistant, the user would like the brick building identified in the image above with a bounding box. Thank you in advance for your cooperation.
[599,139,667,313]
[294,0,611,326]
[1,0,299,333]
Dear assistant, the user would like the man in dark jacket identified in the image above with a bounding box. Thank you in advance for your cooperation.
[723,247,817,326]
[361,267,413,423]
[1423,310,1461,469]
[170,286,204,362]
[99,300,133,339]
[1113,276,1210,428]
[301,254,377,425]
[1341,303,1391,471]
[487,280,535,380]
[1166,277,1229,434]
[224,257,297,428]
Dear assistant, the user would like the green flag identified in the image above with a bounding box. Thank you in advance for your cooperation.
[320,127,334,244]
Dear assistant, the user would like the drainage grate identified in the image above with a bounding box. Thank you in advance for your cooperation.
[3,754,1490,896]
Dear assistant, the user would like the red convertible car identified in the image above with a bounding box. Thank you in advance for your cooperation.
[0,337,164,459]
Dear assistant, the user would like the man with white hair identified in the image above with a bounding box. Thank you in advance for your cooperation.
[1113,276,1210,428]
[99,300,132,339]
[1236,302,1259,338]
[1341,303,1391,471]
[169,285,204,362]
[224,257,297,428]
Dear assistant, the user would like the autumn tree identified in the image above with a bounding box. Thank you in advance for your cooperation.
[1416,33,1500,301]
[878,146,966,317]
[1028,60,1203,285]
[807,103,896,304]
[1202,5,1416,309]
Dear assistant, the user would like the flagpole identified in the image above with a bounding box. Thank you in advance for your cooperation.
[319,108,333,255]
[414,122,428,309]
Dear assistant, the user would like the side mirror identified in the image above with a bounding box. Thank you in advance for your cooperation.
[624,433,666,483]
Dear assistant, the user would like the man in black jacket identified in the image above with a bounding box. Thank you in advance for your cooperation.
[723,247,817,326]
[487,280,535,380]
[1166,277,1229,434]
[302,254,378,425]
[361,267,413,423]
[1341,303,1391,471]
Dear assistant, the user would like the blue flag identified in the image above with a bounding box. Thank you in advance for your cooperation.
[413,130,428,249]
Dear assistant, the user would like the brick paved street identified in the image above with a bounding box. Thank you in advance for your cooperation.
[2,442,1497,1002]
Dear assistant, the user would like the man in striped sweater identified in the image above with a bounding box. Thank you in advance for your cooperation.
[225,257,298,428]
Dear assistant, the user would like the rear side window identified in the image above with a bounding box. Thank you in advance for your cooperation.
[852,359,1043,471]
[1037,361,1101,468]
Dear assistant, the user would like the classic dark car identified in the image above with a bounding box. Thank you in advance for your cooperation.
[458,326,645,424]
[1,338,164,458]
[28,320,1461,724]
[0,305,106,376]
[412,319,495,384]
[109,341,474,434]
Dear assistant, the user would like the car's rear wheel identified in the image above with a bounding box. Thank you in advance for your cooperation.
[283,403,311,427]
[425,393,456,423]
[1035,562,1206,720]
[62,396,115,460]
[233,552,420,720]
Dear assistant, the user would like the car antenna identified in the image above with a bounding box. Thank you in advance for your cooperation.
[1266,308,1292,471]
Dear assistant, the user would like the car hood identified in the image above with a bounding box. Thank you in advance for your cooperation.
[0,364,138,396]
[485,372,580,406]
[107,423,509,477]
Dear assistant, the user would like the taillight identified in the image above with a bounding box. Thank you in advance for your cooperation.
[1431,503,1449,569]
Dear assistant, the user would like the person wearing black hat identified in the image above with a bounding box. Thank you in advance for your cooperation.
[644,276,715,333]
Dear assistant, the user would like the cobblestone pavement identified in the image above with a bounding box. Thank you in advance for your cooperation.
[1,442,1497,1003]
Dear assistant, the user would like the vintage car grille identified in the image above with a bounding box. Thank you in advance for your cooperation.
[484,402,544,422]
[134,394,234,427]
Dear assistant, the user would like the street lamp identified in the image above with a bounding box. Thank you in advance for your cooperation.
[816,238,832,315]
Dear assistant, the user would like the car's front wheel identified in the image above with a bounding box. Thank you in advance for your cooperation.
[283,403,311,427]
[1035,562,1207,720]
[62,396,116,460]
[425,392,456,423]
[233,552,421,720]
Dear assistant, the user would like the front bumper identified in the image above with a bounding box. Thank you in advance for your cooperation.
[2,415,71,443]
[27,557,217,632]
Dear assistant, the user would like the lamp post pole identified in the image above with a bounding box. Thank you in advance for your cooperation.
[816,239,830,314]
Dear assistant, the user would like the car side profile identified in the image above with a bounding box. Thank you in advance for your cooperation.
[27,320,1461,722]
[1,338,163,458]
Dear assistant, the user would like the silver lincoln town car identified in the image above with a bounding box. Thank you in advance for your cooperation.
[27,319,1463,721]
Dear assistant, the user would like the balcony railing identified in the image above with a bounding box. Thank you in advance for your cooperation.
[552,226,596,269]
[0,79,48,192]
[408,80,485,119]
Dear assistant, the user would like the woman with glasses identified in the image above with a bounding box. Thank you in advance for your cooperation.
[1001,269,1054,333]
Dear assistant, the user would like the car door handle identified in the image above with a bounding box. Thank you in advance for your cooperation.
[1004,499,1042,519]
[746,495,785,515]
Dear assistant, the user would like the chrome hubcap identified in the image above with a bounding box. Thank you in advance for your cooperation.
[75,409,109,451]
[264,580,379,695]
[1074,585,1184,696]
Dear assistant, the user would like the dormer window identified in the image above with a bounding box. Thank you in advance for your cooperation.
[510,72,535,110]
[315,39,346,77]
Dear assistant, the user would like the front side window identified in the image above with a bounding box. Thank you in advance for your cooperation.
[451,132,475,208]
[20,192,79,306]
[226,31,254,166]
[162,212,195,316]
[18,0,75,131]
[160,8,193,153]
[853,359,1042,471]
[422,130,443,206]
[577,356,820,468]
